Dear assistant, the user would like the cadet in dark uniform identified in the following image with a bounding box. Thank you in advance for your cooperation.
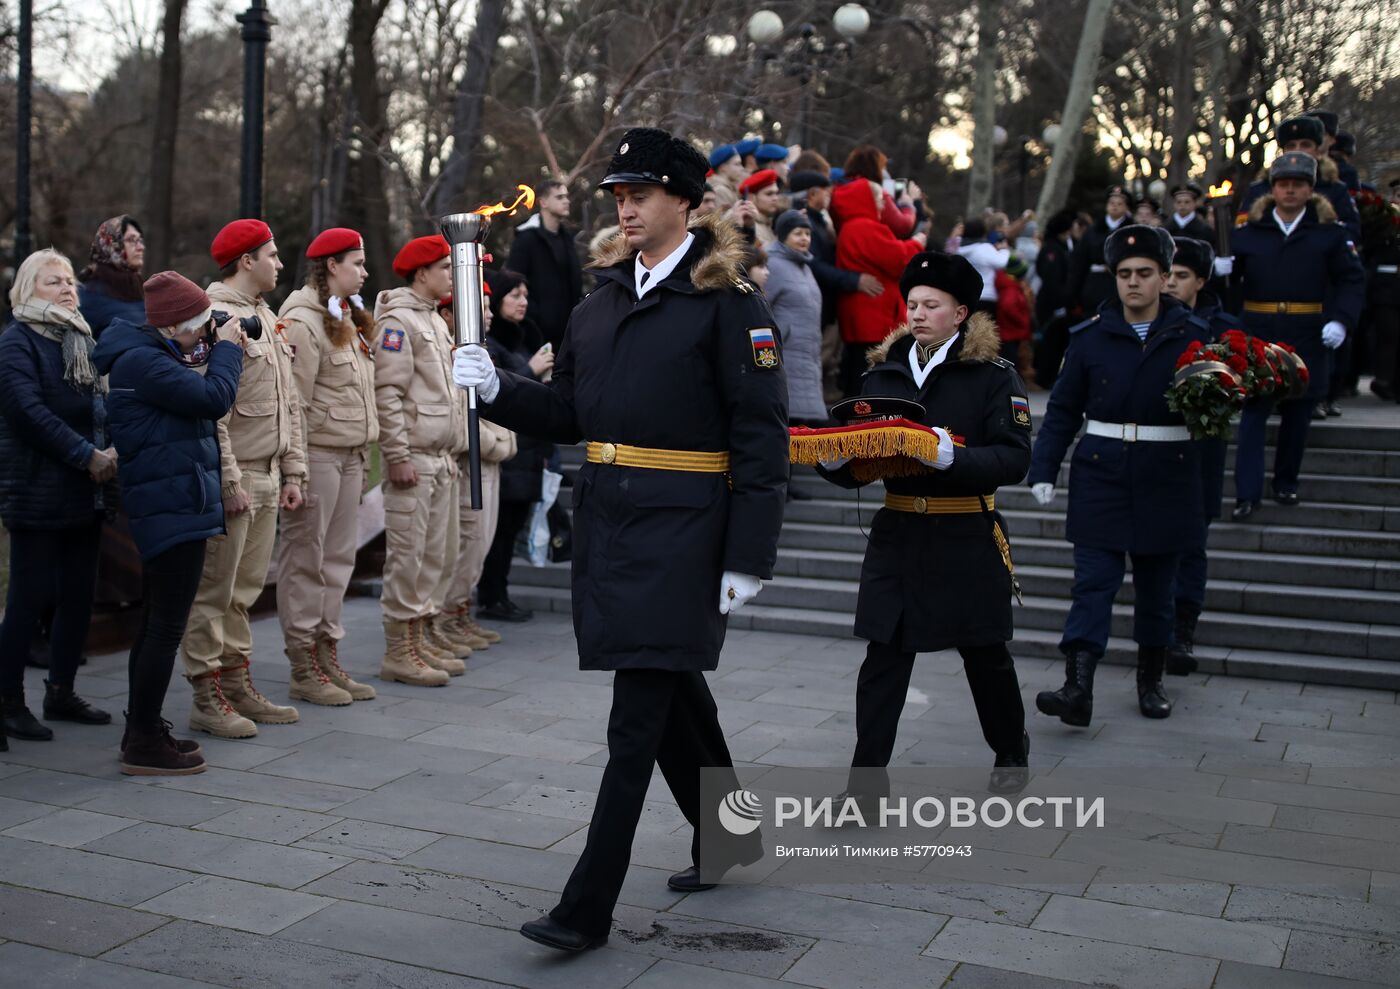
[817,252,1032,796]
[1225,152,1366,520]
[1330,131,1361,194]
[1164,237,1239,674]
[453,128,788,952]
[1035,209,1080,388]
[1238,116,1361,240]
[1029,225,1212,725]
[1367,190,1400,402]
[1166,183,1216,248]
[1070,186,1132,314]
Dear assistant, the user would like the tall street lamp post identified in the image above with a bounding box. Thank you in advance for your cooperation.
[237,0,275,218]
[15,0,33,264]
[747,4,869,148]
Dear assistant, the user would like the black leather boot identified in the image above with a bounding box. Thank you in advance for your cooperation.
[989,731,1031,794]
[1,690,53,740]
[1136,646,1173,719]
[43,681,112,724]
[1166,608,1199,676]
[1035,652,1097,727]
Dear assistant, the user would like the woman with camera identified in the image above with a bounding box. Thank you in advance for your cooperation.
[92,271,247,775]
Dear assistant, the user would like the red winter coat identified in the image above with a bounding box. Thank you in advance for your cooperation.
[994,271,1032,342]
[831,180,923,345]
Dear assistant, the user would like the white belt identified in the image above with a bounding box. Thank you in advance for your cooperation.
[1377,265,1398,275]
[1089,264,1109,273]
[1085,420,1190,442]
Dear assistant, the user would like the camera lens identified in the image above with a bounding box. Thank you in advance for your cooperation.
[242,315,263,340]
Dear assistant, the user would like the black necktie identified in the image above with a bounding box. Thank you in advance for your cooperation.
[640,271,650,290]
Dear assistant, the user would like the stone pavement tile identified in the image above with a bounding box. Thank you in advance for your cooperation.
[331,790,585,848]
[1326,713,1400,737]
[622,959,788,988]
[0,884,168,956]
[1196,755,1309,783]
[0,735,131,777]
[670,884,948,950]
[1083,881,1231,917]
[0,767,130,807]
[144,766,366,813]
[1272,804,1400,843]
[0,794,57,830]
[482,782,688,834]
[1213,959,1394,989]
[249,750,419,789]
[412,722,605,763]
[1371,870,1400,907]
[914,844,1096,894]
[483,681,616,720]
[134,874,334,935]
[0,834,194,905]
[2,807,135,847]
[1301,683,1397,705]
[102,919,500,988]
[530,717,613,745]
[778,937,957,988]
[75,784,238,826]
[924,917,1219,989]
[287,727,506,771]
[1259,723,1400,757]
[1030,892,1288,966]
[1225,885,1400,940]
[796,881,1049,926]
[1230,775,1400,817]
[0,763,29,779]
[607,905,813,978]
[0,941,221,989]
[371,767,518,806]
[82,821,352,889]
[1283,929,1400,985]
[293,819,441,861]
[181,737,291,771]
[277,704,443,741]
[1218,822,1400,871]
[1304,767,1400,798]
[932,962,1092,987]
[278,899,655,988]
[401,834,684,912]
[548,823,692,872]
[194,804,343,844]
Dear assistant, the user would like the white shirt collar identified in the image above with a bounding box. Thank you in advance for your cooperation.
[635,233,695,298]
[1272,208,1303,238]
[1105,215,1126,231]
[1172,212,1195,228]
[908,333,957,388]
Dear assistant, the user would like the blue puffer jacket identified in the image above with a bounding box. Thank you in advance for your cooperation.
[0,320,107,531]
[91,319,243,560]
[79,279,146,338]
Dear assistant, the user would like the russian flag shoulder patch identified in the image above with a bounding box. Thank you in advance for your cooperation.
[748,327,779,369]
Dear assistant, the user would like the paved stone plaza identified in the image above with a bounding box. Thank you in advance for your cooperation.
[2,599,1399,988]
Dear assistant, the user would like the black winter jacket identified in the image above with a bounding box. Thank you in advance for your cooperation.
[484,316,550,504]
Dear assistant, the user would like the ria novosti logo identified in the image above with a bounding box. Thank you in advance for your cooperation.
[717,789,764,835]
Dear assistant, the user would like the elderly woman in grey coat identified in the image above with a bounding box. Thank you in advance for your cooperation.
[765,210,827,427]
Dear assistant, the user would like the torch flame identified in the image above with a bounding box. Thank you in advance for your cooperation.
[471,184,536,217]
[1208,180,1233,199]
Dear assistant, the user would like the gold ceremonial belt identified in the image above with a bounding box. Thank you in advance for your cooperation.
[584,442,731,473]
[1242,301,1324,315]
[883,494,992,515]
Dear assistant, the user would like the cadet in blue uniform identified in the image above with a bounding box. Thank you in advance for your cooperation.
[453,128,788,952]
[1029,225,1212,725]
[1165,184,1217,248]
[1163,237,1238,674]
[1070,186,1132,314]
[1238,116,1361,240]
[1225,152,1366,521]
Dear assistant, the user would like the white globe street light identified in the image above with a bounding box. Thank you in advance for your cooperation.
[833,3,870,40]
[993,125,1008,147]
[1042,123,1062,146]
[748,9,784,45]
[1148,178,1168,201]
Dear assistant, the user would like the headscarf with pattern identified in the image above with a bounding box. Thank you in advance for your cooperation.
[79,215,145,300]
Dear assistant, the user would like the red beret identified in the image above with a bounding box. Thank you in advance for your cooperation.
[144,270,211,327]
[392,235,450,279]
[739,169,780,195]
[211,218,273,268]
[306,227,364,259]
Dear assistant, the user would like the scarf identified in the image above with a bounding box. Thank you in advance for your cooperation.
[79,215,145,300]
[12,300,107,394]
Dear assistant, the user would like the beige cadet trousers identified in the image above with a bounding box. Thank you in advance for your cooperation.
[438,458,501,611]
[381,451,456,622]
[182,467,279,678]
[277,446,364,647]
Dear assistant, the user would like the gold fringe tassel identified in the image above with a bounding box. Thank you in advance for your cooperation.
[789,425,942,466]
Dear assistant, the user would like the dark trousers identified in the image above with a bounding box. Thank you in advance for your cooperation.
[1372,303,1400,385]
[0,523,101,692]
[127,539,206,725]
[1235,397,1312,502]
[477,498,533,607]
[1060,546,1177,657]
[551,669,743,938]
[1172,521,1210,617]
[850,637,1025,796]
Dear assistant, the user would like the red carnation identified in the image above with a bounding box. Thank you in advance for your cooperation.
[1227,355,1248,373]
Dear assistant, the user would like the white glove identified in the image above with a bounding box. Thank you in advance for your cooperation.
[452,344,500,403]
[719,572,763,615]
[1321,321,1346,350]
[916,427,955,471]
[1031,482,1055,506]
[1213,256,1233,277]
[818,456,852,470]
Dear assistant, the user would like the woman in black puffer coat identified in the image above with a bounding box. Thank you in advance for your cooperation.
[477,269,554,622]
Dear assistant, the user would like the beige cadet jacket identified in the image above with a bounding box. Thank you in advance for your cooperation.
[278,286,378,451]
[205,281,307,492]
[478,420,517,465]
[372,287,467,463]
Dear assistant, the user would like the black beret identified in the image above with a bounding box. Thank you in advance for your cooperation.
[899,251,983,309]
[1171,236,1215,279]
[1169,182,1204,199]
[1334,131,1356,156]
[788,170,831,194]
[599,127,709,208]
[1307,109,1340,136]
[1277,116,1325,147]
[1104,224,1175,272]
[1269,151,1317,185]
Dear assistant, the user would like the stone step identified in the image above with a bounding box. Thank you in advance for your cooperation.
[501,584,1400,691]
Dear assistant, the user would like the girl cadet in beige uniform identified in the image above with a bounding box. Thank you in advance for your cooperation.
[275,228,380,705]
[372,235,468,686]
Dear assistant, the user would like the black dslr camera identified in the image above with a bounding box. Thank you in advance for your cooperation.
[210,310,263,340]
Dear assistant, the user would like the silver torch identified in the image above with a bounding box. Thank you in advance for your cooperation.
[439,212,491,510]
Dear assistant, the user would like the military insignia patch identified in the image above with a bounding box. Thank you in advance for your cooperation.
[749,327,779,369]
[853,400,872,416]
[1011,395,1031,427]
[381,327,405,352]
